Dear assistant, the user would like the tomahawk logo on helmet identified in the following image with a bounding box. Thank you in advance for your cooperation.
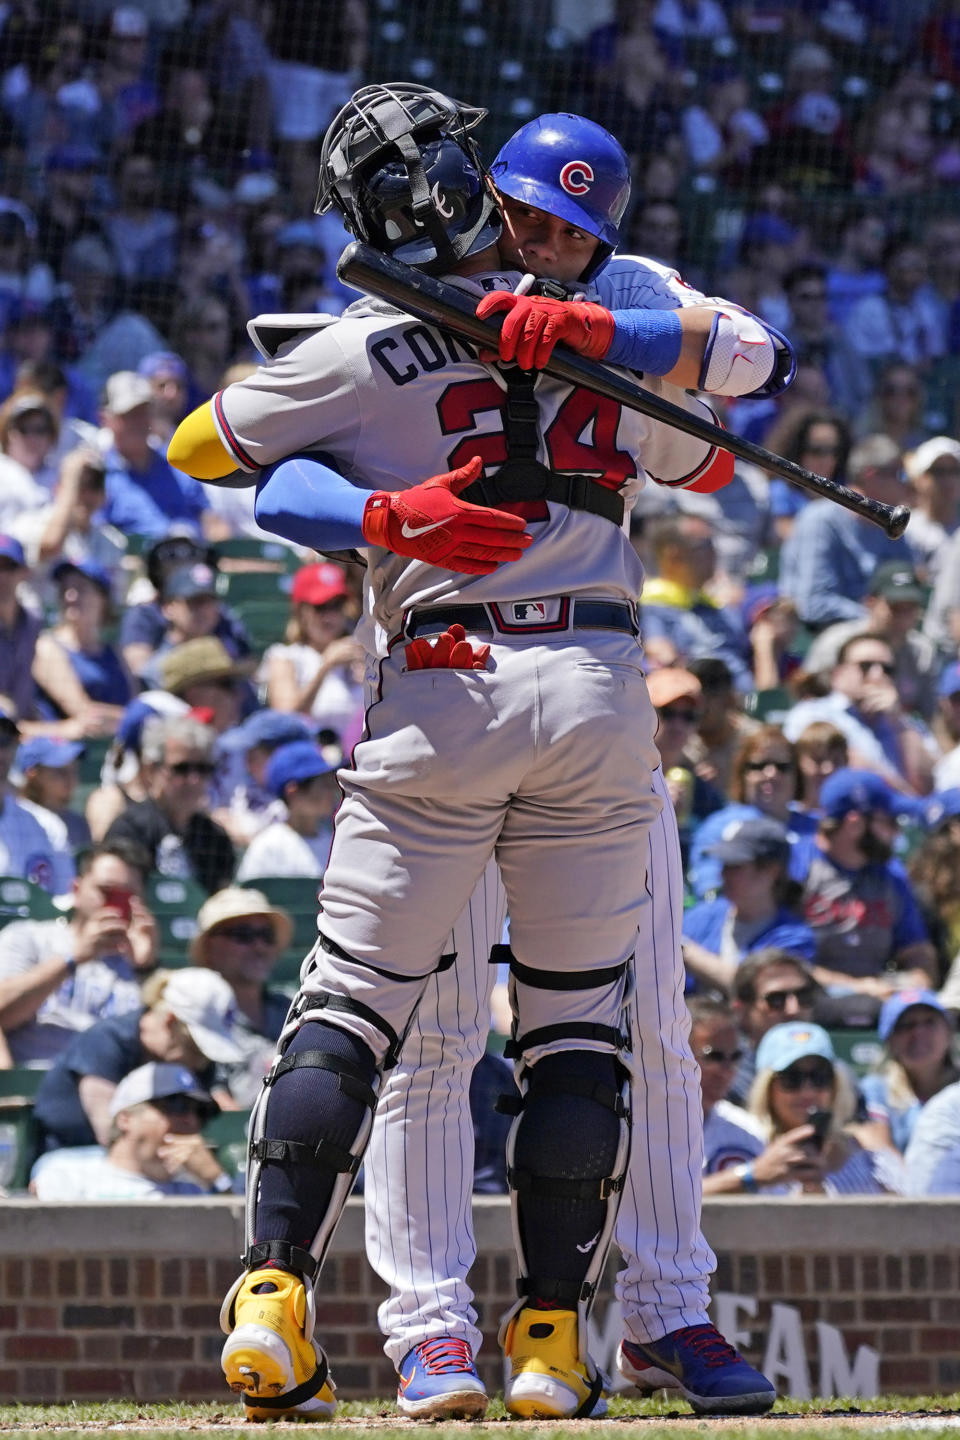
[489,113,631,280]
[315,81,501,275]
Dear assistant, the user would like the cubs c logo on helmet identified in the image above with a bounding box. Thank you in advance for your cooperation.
[559,160,594,195]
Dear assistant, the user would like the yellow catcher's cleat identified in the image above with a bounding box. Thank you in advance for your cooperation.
[503,1307,604,1419]
[221,1269,336,1421]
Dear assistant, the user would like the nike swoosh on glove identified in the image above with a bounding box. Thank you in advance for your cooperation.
[405,623,491,671]
[361,456,532,575]
[476,291,615,370]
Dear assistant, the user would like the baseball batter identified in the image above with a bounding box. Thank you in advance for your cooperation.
[169,87,780,1421]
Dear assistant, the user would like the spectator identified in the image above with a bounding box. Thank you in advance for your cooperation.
[743,587,802,691]
[680,73,769,183]
[847,236,945,370]
[783,632,936,794]
[0,700,60,890]
[236,741,337,882]
[682,656,760,795]
[746,1021,904,1194]
[137,350,190,445]
[780,433,909,631]
[647,667,724,862]
[860,989,958,1153]
[904,436,960,586]
[34,144,109,279]
[801,561,939,721]
[158,636,249,736]
[682,817,816,994]
[852,360,930,451]
[688,727,819,899]
[779,267,871,431]
[727,947,821,1105]
[0,206,54,318]
[16,735,91,851]
[794,722,849,812]
[188,886,294,1105]
[100,371,209,541]
[263,562,363,737]
[0,536,42,720]
[214,711,312,851]
[103,150,178,285]
[30,1061,231,1199]
[12,448,126,586]
[663,459,774,586]
[96,5,160,143]
[686,995,766,1182]
[10,357,98,460]
[908,790,960,976]
[934,668,960,788]
[802,768,938,1025]
[120,533,250,679]
[640,516,754,691]
[32,559,133,731]
[86,691,187,841]
[138,562,244,687]
[33,966,242,1149]
[825,209,889,326]
[0,838,154,1066]
[0,391,58,524]
[168,295,237,407]
[105,712,234,894]
[764,408,853,541]
[48,235,118,370]
[903,1079,960,1194]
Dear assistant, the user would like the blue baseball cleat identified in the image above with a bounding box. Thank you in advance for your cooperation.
[396,1336,488,1419]
[617,1324,776,1415]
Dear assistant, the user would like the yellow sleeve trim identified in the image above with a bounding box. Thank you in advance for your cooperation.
[168,400,241,480]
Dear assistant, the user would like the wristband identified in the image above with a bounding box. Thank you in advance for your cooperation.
[605,307,683,375]
[734,1161,758,1193]
[211,1172,234,1194]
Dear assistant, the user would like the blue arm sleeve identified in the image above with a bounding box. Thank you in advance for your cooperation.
[603,307,683,374]
[254,453,369,552]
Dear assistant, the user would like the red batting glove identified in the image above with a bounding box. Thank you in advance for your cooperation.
[361,455,532,576]
[405,624,491,672]
[476,291,615,370]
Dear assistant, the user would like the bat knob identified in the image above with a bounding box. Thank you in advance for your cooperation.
[886,504,911,540]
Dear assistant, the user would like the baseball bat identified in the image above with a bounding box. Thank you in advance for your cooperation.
[336,241,910,540]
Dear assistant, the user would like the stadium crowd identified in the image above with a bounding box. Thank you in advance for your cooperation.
[2,0,960,1200]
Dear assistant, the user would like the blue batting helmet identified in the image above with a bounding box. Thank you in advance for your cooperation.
[489,113,631,278]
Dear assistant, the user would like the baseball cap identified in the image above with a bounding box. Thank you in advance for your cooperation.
[706,816,791,867]
[0,535,24,566]
[160,637,251,697]
[867,561,924,605]
[6,392,54,425]
[938,663,960,700]
[877,989,950,1043]
[219,709,312,753]
[137,350,188,383]
[102,370,153,416]
[162,563,219,602]
[646,668,701,710]
[741,582,780,631]
[265,740,335,798]
[291,563,349,607]
[159,968,244,1063]
[51,557,112,595]
[905,437,960,481]
[108,1061,214,1119]
[755,1021,835,1075]
[189,886,293,962]
[115,691,189,755]
[17,737,84,771]
[818,767,901,821]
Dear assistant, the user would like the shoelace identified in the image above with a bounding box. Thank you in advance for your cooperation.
[680,1325,741,1369]
[415,1337,475,1375]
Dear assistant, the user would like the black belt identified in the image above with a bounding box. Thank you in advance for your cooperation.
[404,599,638,639]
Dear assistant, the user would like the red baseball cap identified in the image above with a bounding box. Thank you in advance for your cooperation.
[291,563,349,607]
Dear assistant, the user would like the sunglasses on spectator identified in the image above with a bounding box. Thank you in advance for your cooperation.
[167,760,216,777]
[745,758,792,774]
[777,1062,833,1090]
[660,706,700,723]
[853,659,895,676]
[213,923,275,946]
[697,1045,743,1066]
[152,1095,206,1118]
[760,985,816,1011]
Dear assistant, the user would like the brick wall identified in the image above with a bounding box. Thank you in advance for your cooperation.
[0,1198,958,1402]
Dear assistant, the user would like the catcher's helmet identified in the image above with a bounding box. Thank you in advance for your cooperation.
[316,81,501,275]
[489,113,631,278]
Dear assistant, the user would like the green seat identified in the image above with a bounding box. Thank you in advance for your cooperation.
[215,538,299,571]
[77,737,112,787]
[146,876,207,964]
[742,687,792,723]
[827,1028,884,1077]
[218,570,294,605]
[746,546,780,584]
[232,600,291,651]
[242,878,319,990]
[0,1069,45,1191]
[0,877,59,928]
[244,876,320,912]
[203,1108,252,1178]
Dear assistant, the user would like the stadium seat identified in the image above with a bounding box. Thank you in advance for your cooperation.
[203,1107,252,1179]
[230,600,292,652]
[214,538,299,571]
[76,737,112,788]
[0,1068,45,1191]
[241,876,320,991]
[0,877,59,928]
[742,687,791,723]
[217,569,294,604]
[827,1028,884,1077]
[146,875,207,967]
